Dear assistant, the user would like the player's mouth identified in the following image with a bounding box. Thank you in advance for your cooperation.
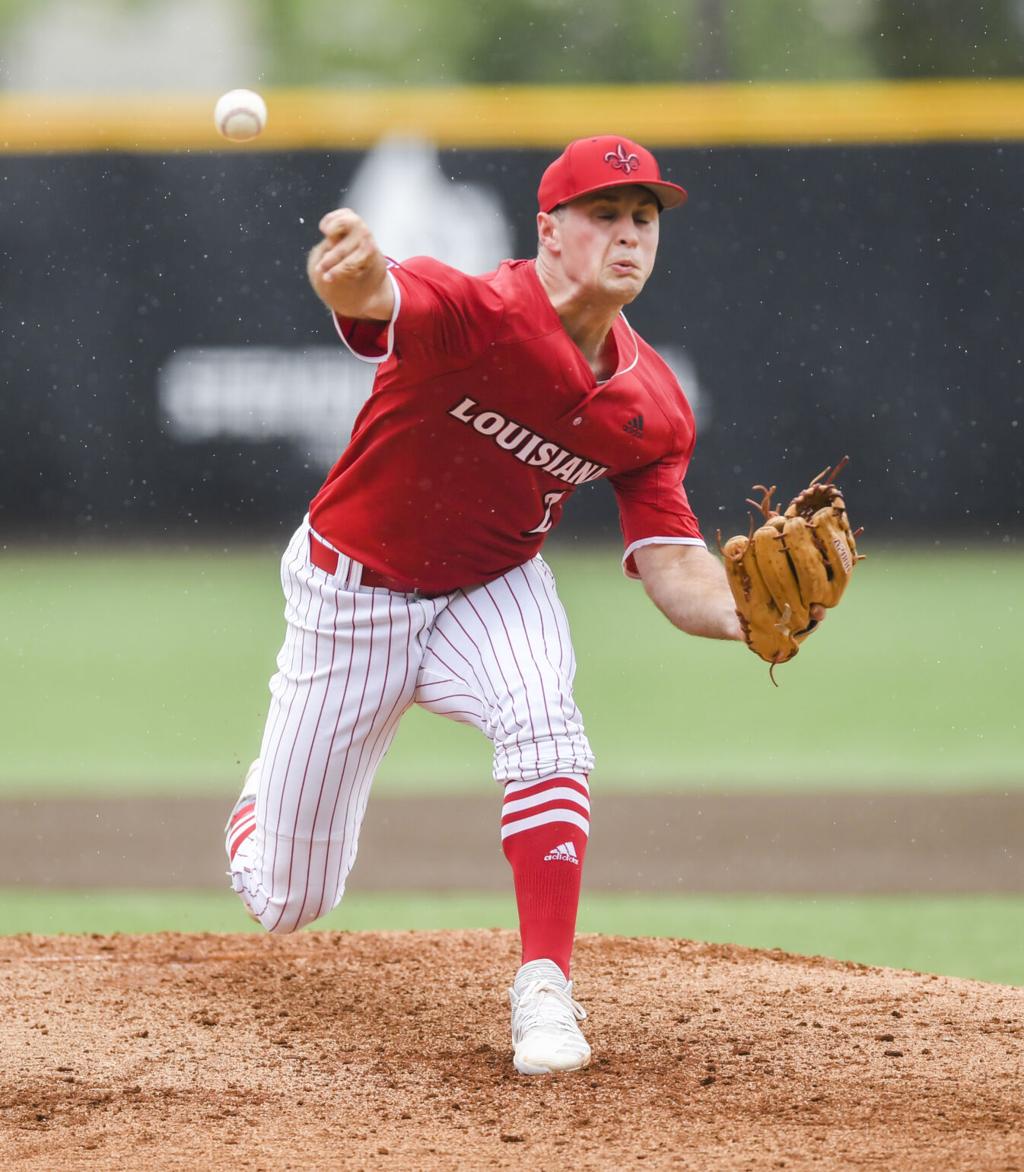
[609,260,640,275]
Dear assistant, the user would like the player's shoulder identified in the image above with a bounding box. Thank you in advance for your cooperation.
[629,327,696,429]
[392,254,514,309]
[392,254,481,285]
[392,254,520,284]
[631,328,673,381]
[631,329,679,392]
[486,259,565,343]
[396,256,557,345]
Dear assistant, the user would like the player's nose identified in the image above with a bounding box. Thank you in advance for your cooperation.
[616,215,640,245]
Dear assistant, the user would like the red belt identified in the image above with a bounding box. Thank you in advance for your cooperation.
[308,532,449,598]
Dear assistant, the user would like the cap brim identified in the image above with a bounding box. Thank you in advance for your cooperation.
[547,178,688,213]
[641,181,688,210]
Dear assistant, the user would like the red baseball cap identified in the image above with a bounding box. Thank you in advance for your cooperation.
[538,135,687,213]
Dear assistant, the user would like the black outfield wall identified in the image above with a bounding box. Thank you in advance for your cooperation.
[1,143,1021,542]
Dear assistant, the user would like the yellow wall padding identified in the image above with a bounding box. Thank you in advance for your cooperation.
[2,81,1022,153]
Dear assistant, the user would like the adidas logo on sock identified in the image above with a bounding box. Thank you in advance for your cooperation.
[544,841,579,864]
[623,414,644,437]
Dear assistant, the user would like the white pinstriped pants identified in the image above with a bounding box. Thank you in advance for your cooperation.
[232,519,594,933]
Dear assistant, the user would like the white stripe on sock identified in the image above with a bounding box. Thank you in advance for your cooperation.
[503,773,590,797]
[502,786,591,817]
[500,807,590,842]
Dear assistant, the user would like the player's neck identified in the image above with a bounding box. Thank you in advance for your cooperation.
[534,259,622,380]
[558,307,619,380]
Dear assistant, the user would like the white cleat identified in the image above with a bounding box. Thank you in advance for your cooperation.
[509,958,591,1075]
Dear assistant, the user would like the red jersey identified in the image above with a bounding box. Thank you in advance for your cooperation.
[308,257,704,593]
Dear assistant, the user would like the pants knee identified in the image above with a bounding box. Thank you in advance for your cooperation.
[494,732,595,782]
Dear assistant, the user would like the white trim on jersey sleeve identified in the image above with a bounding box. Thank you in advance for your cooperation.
[621,535,708,579]
[331,267,402,365]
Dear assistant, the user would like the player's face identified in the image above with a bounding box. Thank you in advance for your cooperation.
[548,186,660,304]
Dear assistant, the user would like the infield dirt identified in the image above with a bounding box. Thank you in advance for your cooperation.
[2,930,1021,1170]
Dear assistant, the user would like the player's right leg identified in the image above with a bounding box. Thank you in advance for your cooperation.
[226,520,440,934]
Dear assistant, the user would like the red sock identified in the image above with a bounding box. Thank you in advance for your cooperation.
[501,776,590,979]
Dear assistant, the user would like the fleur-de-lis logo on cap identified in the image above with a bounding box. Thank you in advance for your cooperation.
[604,143,641,174]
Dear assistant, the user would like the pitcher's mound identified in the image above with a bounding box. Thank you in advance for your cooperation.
[1,930,1020,1170]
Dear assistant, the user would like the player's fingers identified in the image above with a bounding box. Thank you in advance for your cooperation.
[318,208,359,237]
[308,237,337,266]
[316,229,377,277]
[320,241,379,284]
[315,236,360,275]
[316,227,377,271]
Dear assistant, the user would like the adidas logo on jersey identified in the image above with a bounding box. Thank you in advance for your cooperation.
[544,840,579,864]
[623,414,644,437]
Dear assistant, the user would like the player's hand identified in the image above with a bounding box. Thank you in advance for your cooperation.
[312,209,384,285]
[307,208,393,320]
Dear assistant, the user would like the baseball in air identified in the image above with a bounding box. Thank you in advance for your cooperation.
[214,89,267,142]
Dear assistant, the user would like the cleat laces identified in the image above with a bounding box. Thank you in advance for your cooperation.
[512,979,587,1041]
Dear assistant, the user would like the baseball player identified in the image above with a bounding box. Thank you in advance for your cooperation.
[225,135,776,1076]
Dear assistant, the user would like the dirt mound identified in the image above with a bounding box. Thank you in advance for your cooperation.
[0,930,1021,1170]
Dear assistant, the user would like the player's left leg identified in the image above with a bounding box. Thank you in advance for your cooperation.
[416,553,593,1073]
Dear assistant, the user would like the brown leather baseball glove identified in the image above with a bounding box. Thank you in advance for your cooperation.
[719,457,862,680]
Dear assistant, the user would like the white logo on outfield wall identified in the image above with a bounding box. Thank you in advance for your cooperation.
[158,135,707,466]
[159,346,374,467]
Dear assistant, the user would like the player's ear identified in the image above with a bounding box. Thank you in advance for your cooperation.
[537,211,561,255]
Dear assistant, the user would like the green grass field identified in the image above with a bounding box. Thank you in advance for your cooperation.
[2,543,1021,796]
[4,889,1021,986]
